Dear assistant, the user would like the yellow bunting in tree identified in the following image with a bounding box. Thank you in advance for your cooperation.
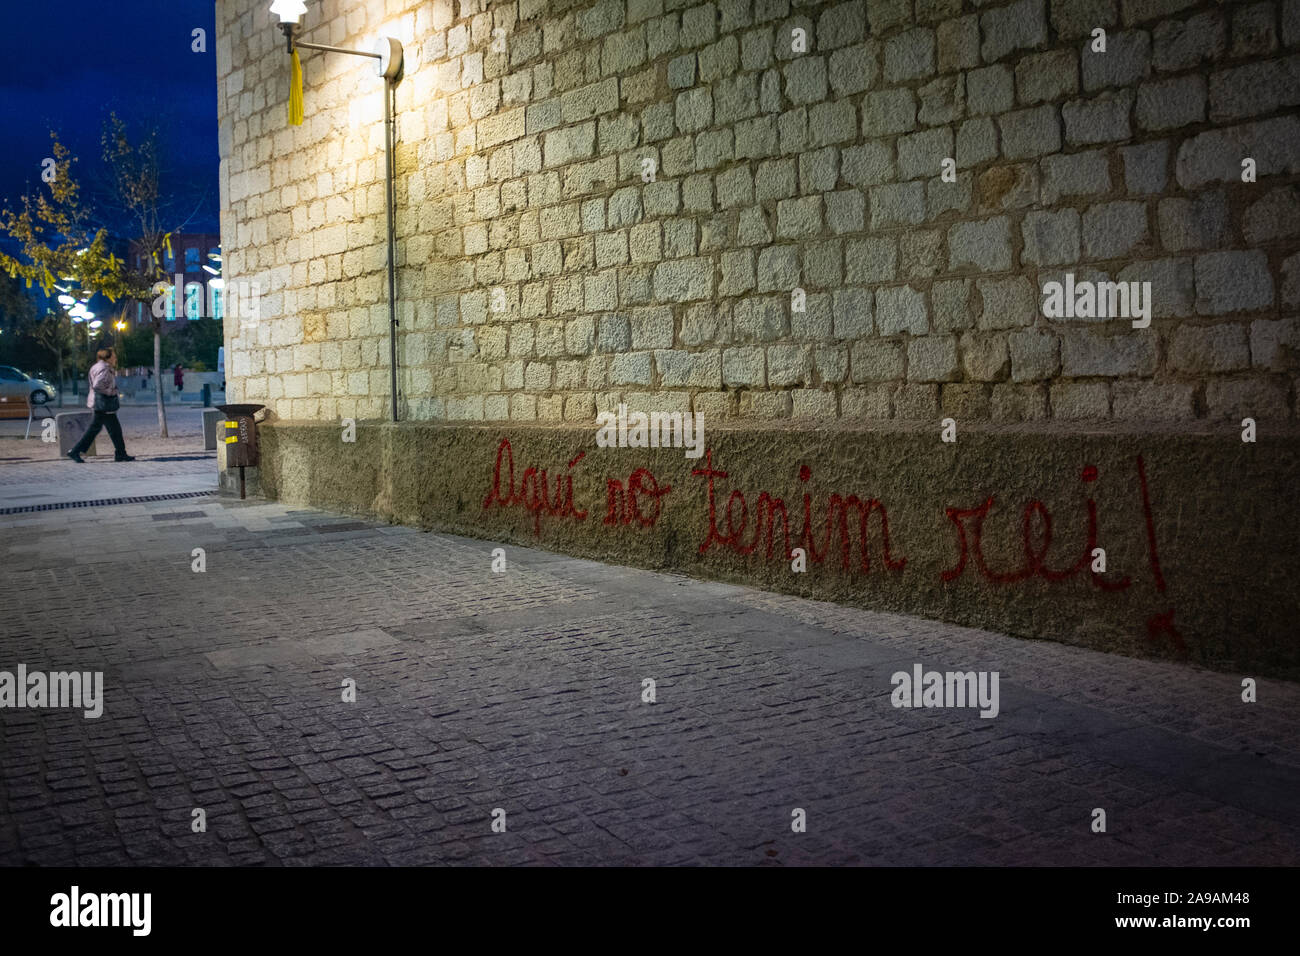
[289,49,304,126]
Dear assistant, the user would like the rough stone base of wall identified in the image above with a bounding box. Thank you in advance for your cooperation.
[230,420,1300,679]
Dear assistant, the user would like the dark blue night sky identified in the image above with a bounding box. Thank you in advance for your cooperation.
[0,0,220,236]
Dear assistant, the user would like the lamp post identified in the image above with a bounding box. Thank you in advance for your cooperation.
[56,252,96,400]
[70,315,85,398]
[87,319,102,399]
[271,0,404,423]
[70,302,87,398]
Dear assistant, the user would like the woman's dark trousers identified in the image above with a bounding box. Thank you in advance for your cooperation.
[71,411,127,457]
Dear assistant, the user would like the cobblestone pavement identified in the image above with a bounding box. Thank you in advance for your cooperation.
[0,457,1297,866]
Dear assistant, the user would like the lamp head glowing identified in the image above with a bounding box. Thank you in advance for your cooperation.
[374,36,404,80]
[270,0,307,24]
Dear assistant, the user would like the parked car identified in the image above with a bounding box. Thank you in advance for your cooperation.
[0,365,57,408]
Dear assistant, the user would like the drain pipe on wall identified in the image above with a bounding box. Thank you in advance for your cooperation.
[382,71,400,423]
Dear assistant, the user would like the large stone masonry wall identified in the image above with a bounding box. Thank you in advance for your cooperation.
[217,0,1300,426]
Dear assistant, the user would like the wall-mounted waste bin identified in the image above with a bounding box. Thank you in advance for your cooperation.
[217,403,266,498]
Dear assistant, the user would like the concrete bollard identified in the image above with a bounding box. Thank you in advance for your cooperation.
[56,412,97,457]
[202,408,222,451]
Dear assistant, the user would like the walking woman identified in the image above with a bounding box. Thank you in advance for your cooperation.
[67,347,134,463]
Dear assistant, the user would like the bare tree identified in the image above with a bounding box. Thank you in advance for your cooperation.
[100,113,208,438]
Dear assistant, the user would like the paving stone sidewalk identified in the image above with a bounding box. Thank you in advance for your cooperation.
[0,457,1296,866]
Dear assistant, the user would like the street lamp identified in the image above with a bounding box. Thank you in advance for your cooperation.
[81,319,100,391]
[69,315,85,398]
[270,0,308,31]
[270,0,404,422]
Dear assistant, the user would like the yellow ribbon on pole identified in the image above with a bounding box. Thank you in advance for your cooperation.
[289,49,304,126]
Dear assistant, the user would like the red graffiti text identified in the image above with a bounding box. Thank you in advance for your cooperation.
[482,438,588,535]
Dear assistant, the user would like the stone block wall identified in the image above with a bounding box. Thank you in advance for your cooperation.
[216,0,1300,426]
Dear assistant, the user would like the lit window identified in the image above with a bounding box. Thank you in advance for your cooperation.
[184,283,203,320]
